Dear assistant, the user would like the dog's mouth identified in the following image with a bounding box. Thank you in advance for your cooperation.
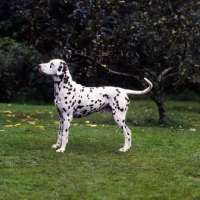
[38,65,48,75]
[38,68,46,74]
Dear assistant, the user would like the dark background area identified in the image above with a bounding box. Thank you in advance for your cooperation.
[0,0,199,120]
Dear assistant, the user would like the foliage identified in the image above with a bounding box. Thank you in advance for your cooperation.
[2,0,199,81]
[0,101,200,199]
[0,0,200,121]
[0,37,53,102]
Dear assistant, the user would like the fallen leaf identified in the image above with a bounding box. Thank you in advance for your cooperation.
[54,121,60,125]
[85,120,90,124]
[87,124,97,127]
[5,125,13,127]
[189,128,196,132]
[72,123,78,126]
[28,121,36,125]
[37,126,45,130]
[14,123,22,127]
[4,110,12,114]
[0,130,4,132]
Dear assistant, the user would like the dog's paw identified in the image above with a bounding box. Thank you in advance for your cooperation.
[56,148,65,153]
[52,144,60,149]
[119,147,130,152]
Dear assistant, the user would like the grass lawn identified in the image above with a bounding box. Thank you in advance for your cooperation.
[0,100,200,200]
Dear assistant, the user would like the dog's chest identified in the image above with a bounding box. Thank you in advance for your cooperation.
[54,81,76,106]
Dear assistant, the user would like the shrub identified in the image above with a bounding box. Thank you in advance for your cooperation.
[0,37,53,102]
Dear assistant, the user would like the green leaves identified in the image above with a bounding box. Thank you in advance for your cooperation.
[0,37,53,102]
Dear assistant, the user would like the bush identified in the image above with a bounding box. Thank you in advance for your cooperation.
[0,37,53,102]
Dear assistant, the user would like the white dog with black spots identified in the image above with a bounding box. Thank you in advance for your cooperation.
[38,59,153,153]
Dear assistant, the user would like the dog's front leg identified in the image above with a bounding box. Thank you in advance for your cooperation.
[52,108,63,149]
[56,113,72,153]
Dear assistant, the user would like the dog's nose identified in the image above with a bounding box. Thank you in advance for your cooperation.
[38,64,42,68]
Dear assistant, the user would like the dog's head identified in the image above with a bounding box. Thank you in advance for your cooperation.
[38,59,68,76]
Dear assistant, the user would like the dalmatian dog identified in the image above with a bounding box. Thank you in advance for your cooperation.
[38,59,153,153]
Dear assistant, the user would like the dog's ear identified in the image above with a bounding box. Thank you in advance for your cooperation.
[57,62,68,75]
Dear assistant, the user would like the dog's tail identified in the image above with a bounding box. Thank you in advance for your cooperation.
[125,78,153,95]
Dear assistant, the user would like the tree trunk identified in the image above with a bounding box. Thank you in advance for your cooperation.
[154,98,166,123]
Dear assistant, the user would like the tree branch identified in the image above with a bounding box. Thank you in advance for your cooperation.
[158,67,174,82]
[73,52,139,79]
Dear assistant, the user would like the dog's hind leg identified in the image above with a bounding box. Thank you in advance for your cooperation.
[112,110,132,152]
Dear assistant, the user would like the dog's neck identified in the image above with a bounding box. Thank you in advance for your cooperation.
[53,75,63,83]
[53,72,72,84]
[53,74,74,98]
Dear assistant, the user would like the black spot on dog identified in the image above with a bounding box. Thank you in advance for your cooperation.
[77,105,84,109]
[116,89,121,93]
[57,65,62,72]
[103,94,109,99]
[82,110,87,115]
[71,101,75,107]
[64,77,69,84]
[125,97,130,102]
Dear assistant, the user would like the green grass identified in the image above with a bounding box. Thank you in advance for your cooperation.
[0,100,200,200]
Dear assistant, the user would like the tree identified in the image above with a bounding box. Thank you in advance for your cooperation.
[1,0,199,122]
